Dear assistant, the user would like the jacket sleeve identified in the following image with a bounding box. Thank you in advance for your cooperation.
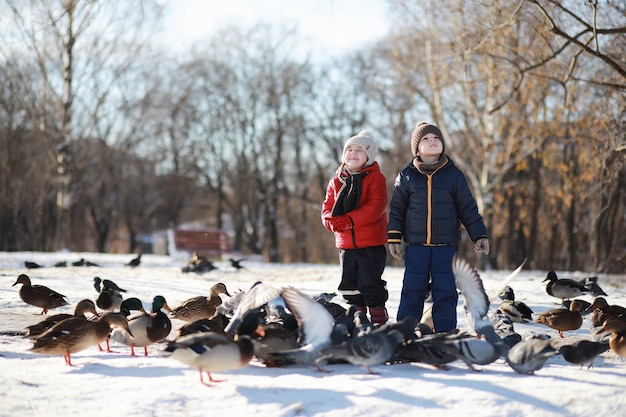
[344,171,387,228]
[321,177,337,231]
[387,171,408,244]
[454,171,488,242]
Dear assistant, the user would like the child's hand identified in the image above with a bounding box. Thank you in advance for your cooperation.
[474,238,490,255]
[325,215,353,232]
[389,243,405,260]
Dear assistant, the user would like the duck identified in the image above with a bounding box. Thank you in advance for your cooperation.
[96,287,124,312]
[237,310,299,366]
[555,338,610,369]
[170,282,231,322]
[110,295,172,356]
[585,297,626,327]
[181,252,217,273]
[119,297,148,317]
[543,271,590,302]
[175,313,230,338]
[93,277,127,293]
[533,299,585,338]
[595,316,626,358]
[24,299,99,339]
[12,274,69,314]
[161,332,255,385]
[497,286,534,323]
[29,312,132,365]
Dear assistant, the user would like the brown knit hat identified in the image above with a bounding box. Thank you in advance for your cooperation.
[410,122,445,157]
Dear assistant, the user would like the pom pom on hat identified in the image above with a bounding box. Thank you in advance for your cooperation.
[343,130,378,166]
[410,122,445,157]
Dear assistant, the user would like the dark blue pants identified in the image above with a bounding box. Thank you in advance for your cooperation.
[338,245,388,307]
[397,244,458,332]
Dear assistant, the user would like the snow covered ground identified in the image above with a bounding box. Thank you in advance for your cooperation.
[1,251,625,417]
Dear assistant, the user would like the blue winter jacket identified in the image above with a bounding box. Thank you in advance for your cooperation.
[388,156,487,246]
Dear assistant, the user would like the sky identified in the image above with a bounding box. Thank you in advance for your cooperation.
[160,0,391,57]
[2,251,626,417]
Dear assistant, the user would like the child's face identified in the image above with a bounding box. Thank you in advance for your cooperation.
[343,144,368,171]
[417,133,443,157]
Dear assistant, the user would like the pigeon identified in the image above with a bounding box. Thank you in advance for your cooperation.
[316,329,405,374]
[265,286,335,368]
[126,253,142,267]
[490,309,522,348]
[555,339,610,369]
[452,254,491,335]
[223,282,282,335]
[24,261,42,269]
[579,276,607,297]
[229,258,245,270]
[505,335,559,375]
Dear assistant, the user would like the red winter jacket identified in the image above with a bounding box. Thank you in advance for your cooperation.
[321,162,388,249]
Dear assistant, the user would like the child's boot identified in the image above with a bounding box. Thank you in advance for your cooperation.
[369,306,389,326]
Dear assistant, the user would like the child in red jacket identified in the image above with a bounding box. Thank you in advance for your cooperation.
[321,130,389,325]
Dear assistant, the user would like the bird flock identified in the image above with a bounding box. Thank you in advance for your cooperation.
[9,253,626,385]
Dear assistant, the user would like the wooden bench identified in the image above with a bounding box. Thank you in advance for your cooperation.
[171,229,229,257]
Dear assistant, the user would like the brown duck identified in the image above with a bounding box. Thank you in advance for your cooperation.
[12,274,69,314]
[24,299,99,339]
[533,299,585,338]
[170,282,231,322]
[596,316,626,358]
[586,297,626,327]
[29,312,132,365]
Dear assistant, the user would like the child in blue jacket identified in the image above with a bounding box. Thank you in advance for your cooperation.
[387,122,489,332]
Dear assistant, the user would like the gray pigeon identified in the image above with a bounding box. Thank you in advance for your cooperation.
[505,335,559,374]
[316,329,405,374]
[266,286,335,369]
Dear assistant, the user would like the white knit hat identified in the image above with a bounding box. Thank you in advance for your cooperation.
[343,130,378,166]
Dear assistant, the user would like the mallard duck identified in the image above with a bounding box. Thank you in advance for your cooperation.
[543,271,589,301]
[96,288,124,312]
[176,313,230,338]
[596,317,626,358]
[237,310,299,366]
[533,299,585,337]
[170,282,231,322]
[119,297,147,317]
[110,295,172,356]
[93,277,127,293]
[29,312,132,365]
[586,297,626,327]
[24,299,99,339]
[161,332,255,385]
[12,274,68,314]
[497,286,534,323]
